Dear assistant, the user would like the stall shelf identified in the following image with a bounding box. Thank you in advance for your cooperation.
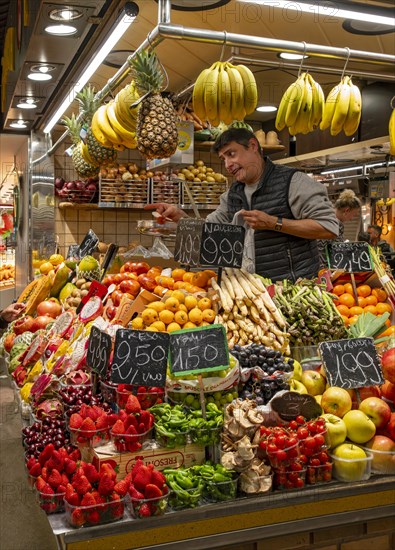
[48,476,395,550]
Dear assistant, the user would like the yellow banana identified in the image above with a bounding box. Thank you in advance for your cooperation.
[91,114,114,148]
[107,100,137,147]
[192,67,211,122]
[218,63,232,124]
[343,79,362,137]
[307,73,324,131]
[276,80,299,131]
[284,73,306,128]
[114,84,139,129]
[331,76,351,136]
[234,63,258,115]
[320,80,342,131]
[204,62,221,126]
[389,108,395,156]
[225,63,246,121]
[295,74,312,134]
[113,94,138,133]
[94,104,124,146]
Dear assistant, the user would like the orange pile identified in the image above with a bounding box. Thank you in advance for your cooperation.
[333,282,392,326]
[152,268,216,296]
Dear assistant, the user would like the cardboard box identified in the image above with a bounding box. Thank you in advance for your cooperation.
[91,441,205,480]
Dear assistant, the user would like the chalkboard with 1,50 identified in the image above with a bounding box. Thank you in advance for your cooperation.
[86,326,112,376]
[110,329,169,387]
[327,242,372,273]
[318,337,384,389]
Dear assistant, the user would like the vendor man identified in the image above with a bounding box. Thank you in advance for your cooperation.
[0,302,25,331]
[146,128,338,282]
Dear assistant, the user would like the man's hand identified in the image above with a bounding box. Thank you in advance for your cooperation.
[240,209,276,230]
[144,203,188,223]
[1,303,26,323]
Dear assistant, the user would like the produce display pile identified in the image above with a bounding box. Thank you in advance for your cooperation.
[1,254,395,530]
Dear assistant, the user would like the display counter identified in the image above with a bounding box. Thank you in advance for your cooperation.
[48,476,395,550]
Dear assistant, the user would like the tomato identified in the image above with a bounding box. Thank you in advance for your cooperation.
[111,289,124,306]
[36,300,62,319]
[128,262,150,275]
[119,279,140,295]
[137,274,157,292]
[102,275,115,287]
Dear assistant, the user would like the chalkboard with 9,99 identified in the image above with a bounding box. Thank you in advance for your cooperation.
[86,326,112,377]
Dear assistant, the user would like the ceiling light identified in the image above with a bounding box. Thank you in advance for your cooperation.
[17,98,37,109]
[237,1,395,27]
[44,24,77,36]
[279,52,309,61]
[49,7,83,21]
[43,7,138,134]
[27,64,56,81]
[28,72,52,81]
[10,121,27,129]
[256,105,277,112]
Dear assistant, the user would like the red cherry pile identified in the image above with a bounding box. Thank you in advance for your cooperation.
[125,459,169,518]
[116,384,164,410]
[64,462,125,527]
[110,395,154,452]
[23,418,71,459]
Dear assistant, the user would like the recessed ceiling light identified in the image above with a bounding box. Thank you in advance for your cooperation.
[17,98,37,109]
[44,24,77,35]
[28,72,52,81]
[49,7,83,21]
[256,105,277,112]
[279,52,309,61]
[10,121,27,129]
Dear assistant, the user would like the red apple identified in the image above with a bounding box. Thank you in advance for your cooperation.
[381,347,395,384]
[321,386,352,418]
[111,289,124,307]
[102,275,115,287]
[358,396,391,429]
[129,262,150,275]
[137,273,157,292]
[381,380,395,405]
[105,305,117,320]
[119,279,140,295]
[146,267,162,279]
[346,385,381,409]
[364,435,395,474]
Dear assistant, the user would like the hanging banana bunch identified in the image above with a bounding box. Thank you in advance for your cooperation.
[320,76,362,137]
[275,72,325,135]
[192,61,258,127]
[389,97,395,156]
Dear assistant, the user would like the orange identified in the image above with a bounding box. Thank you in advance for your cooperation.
[338,293,355,308]
[145,327,158,332]
[364,295,378,306]
[131,317,144,330]
[378,325,395,337]
[341,315,350,326]
[184,295,198,311]
[182,272,194,283]
[349,306,363,316]
[376,302,392,314]
[344,283,354,295]
[150,321,166,332]
[356,297,367,308]
[357,284,371,298]
[191,271,210,288]
[333,284,345,296]
[337,304,350,317]
[149,301,166,313]
[141,308,159,325]
[174,310,188,326]
[372,288,388,302]
[364,305,377,315]
[188,307,203,324]
[183,321,197,329]
[171,290,186,304]
[348,315,359,325]
[178,303,188,313]
[201,309,216,323]
[167,322,182,333]
[154,285,166,296]
[197,297,212,311]
[171,268,186,281]
[159,310,175,325]
[164,297,180,312]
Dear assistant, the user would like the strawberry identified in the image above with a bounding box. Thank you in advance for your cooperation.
[83,463,100,484]
[98,473,115,496]
[38,444,54,466]
[65,484,80,506]
[48,468,62,489]
[79,403,91,418]
[110,495,124,519]
[93,404,105,417]
[47,450,64,472]
[41,467,49,481]
[118,409,128,423]
[106,413,119,427]
[68,448,81,462]
[131,459,145,480]
[100,463,117,481]
[124,472,132,485]
[87,510,101,524]
[125,414,138,430]
[71,508,85,527]
[144,483,163,499]
[26,457,37,471]
[72,475,92,496]
[35,476,47,493]
[138,422,146,434]
[114,479,128,497]
[64,458,77,476]
[57,484,66,494]
[150,470,166,490]
[126,424,137,435]
[29,462,42,478]
[140,410,154,431]
[111,419,125,435]
[126,441,141,453]
[81,492,96,507]
[128,485,144,500]
[91,490,105,504]
[137,502,151,518]
[95,414,109,431]
[58,447,69,460]
[86,406,99,421]
[40,482,54,496]
[79,417,96,436]
[125,394,141,415]
[69,413,83,429]
[133,466,152,491]
[61,473,69,486]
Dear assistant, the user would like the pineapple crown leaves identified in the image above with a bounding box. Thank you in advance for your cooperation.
[62,113,82,145]
[75,85,100,123]
[131,49,168,97]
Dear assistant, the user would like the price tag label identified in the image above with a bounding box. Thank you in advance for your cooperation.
[67,244,80,260]
[174,219,245,268]
[271,392,323,421]
[110,329,169,387]
[327,242,372,273]
[319,337,384,389]
[169,324,229,376]
[78,229,99,259]
[86,326,112,376]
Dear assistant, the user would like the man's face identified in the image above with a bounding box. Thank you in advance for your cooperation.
[218,139,263,185]
[368,227,379,243]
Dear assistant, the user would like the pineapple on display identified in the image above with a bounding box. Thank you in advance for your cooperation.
[131,50,178,160]
[76,85,118,166]
[62,114,100,178]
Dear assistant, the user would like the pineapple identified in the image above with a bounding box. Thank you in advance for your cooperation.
[62,114,99,178]
[76,85,117,165]
[131,50,178,159]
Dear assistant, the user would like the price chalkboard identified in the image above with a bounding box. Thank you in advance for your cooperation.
[174,219,245,268]
[318,337,384,389]
[271,392,322,421]
[67,244,80,260]
[327,242,372,273]
[86,326,112,376]
[110,329,169,387]
[169,324,229,376]
[78,229,99,259]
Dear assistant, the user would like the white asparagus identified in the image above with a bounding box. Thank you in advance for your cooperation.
[242,269,266,294]
[225,268,245,300]
[255,297,271,323]
[222,273,236,300]
[236,299,248,316]
[227,320,237,331]
[249,305,261,323]
[212,278,232,313]
[234,269,256,301]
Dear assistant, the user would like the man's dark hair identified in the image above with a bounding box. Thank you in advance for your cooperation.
[212,128,261,154]
[368,224,382,236]
[358,231,370,243]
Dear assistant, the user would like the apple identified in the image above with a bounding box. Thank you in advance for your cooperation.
[331,443,368,482]
[119,279,140,295]
[364,435,395,475]
[137,273,157,292]
[321,386,352,418]
[322,413,347,449]
[314,395,322,405]
[128,262,150,275]
[105,305,117,321]
[301,370,326,396]
[381,347,395,384]
[359,396,391,429]
[290,359,302,381]
[346,385,381,409]
[343,409,376,444]
[288,379,308,394]
[381,380,395,405]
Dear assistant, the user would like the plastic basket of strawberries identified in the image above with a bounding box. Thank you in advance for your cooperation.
[110,396,154,452]
[116,384,164,410]
[125,459,169,519]
[68,404,111,448]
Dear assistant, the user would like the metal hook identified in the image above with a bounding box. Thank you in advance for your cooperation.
[297,41,307,77]
[220,31,227,62]
[341,47,351,80]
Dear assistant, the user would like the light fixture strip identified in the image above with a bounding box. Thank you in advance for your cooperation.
[237,1,395,27]
[43,13,136,134]
[320,160,395,175]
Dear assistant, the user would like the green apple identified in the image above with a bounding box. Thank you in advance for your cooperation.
[321,386,352,418]
[301,370,326,396]
[331,443,368,482]
[288,379,308,394]
[343,409,376,444]
[322,413,347,449]
[315,395,322,405]
[291,360,303,381]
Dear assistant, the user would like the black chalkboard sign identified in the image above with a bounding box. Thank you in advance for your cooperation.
[169,324,229,376]
[67,244,80,260]
[271,392,323,421]
[318,337,384,389]
[174,219,245,268]
[78,229,99,259]
[327,242,372,273]
[110,329,169,387]
[86,326,112,376]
